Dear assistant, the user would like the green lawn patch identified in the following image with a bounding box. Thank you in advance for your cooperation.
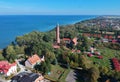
[44,65,70,82]
[0,54,5,60]
[59,69,70,82]
[86,47,120,69]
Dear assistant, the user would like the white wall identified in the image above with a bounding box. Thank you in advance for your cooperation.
[7,65,17,76]
[25,60,33,68]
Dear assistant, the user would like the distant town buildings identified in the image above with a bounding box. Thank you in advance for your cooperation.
[82,17,120,30]
[82,32,120,43]
[0,61,17,76]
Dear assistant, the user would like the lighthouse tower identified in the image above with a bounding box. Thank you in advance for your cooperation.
[56,24,60,44]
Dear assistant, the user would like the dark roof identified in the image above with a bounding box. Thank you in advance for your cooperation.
[11,72,40,82]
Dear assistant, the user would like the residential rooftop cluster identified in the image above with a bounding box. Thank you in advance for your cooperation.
[0,54,48,82]
[82,16,120,30]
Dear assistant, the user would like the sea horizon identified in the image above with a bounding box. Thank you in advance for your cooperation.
[0,15,97,49]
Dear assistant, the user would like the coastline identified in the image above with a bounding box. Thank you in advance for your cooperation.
[0,15,97,49]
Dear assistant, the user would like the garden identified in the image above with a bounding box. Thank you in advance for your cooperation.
[44,65,70,82]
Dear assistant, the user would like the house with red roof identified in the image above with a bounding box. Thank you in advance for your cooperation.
[25,54,44,68]
[72,37,78,46]
[104,35,109,39]
[71,49,81,53]
[112,39,117,43]
[108,35,113,39]
[53,44,60,49]
[0,61,17,76]
[111,58,120,71]
[94,52,100,55]
[118,35,120,39]
[87,53,93,57]
[62,38,71,43]
[83,33,102,38]
[97,56,103,59]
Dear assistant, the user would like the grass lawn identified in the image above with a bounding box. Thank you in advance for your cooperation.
[0,54,5,60]
[44,65,70,82]
[59,68,70,82]
[86,47,120,69]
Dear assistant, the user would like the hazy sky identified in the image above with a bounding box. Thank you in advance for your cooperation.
[0,0,120,15]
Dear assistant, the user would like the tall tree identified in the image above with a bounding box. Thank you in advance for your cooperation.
[43,33,52,42]
[79,55,93,69]
[82,36,89,51]
[5,45,16,63]
[88,67,100,82]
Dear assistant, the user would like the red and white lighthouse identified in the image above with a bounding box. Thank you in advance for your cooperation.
[56,24,60,44]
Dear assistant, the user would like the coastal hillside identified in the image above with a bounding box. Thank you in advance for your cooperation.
[1,16,120,82]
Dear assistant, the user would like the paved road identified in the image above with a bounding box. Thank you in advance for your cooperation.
[15,60,26,74]
[15,59,31,75]
[0,77,6,82]
[66,70,77,82]
[0,77,11,82]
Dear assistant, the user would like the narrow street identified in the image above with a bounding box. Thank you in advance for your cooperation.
[15,60,26,74]
[15,59,31,74]
[0,77,11,82]
[0,77,6,82]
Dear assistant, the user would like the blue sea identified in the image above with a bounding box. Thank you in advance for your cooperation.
[0,15,97,49]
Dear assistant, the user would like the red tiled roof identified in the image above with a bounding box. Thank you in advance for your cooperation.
[28,54,41,65]
[0,61,16,74]
[71,49,81,53]
[109,35,113,39]
[97,56,103,59]
[62,38,71,41]
[83,33,114,39]
[71,49,76,53]
[97,34,101,38]
[112,40,117,43]
[112,58,120,71]
[118,35,120,38]
[94,52,100,55]
[104,35,113,39]
[53,44,60,48]
[83,33,102,38]
[72,37,78,45]
[93,34,97,37]
[83,33,91,37]
[77,50,81,53]
[87,53,93,57]
[104,35,109,39]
